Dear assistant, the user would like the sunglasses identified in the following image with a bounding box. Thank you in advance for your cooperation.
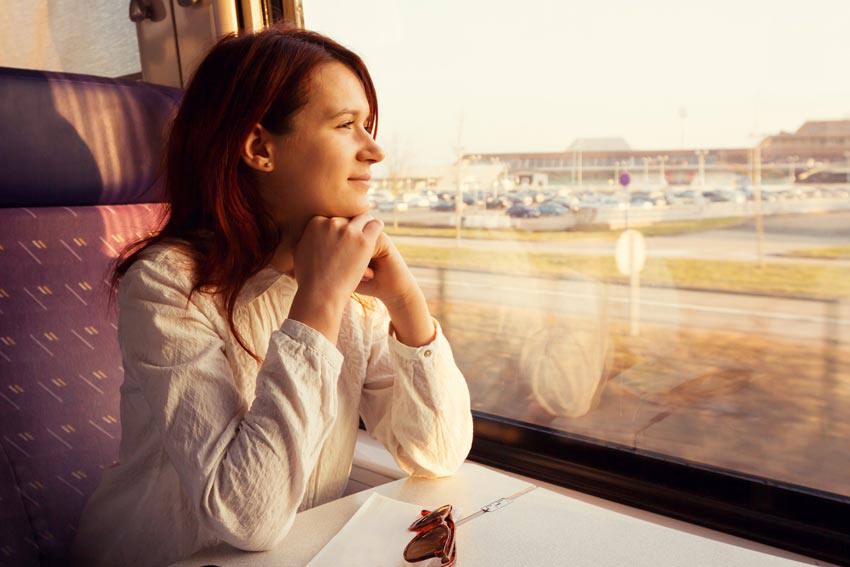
[403,504,456,566]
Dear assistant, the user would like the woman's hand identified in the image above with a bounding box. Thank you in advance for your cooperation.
[356,232,437,347]
[354,232,417,305]
[288,213,383,343]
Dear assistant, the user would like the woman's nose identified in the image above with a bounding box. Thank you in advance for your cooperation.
[360,137,385,164]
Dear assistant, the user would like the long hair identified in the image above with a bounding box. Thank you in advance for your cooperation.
[108,24,379,364]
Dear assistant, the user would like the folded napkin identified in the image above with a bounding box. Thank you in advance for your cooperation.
[307,493,461,567]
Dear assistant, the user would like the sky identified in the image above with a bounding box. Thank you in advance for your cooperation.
[305,0,850,170]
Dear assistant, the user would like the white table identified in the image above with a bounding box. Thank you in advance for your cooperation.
[170,462,819,566]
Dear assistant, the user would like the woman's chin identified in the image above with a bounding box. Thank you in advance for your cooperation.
[341,202,372,218]
[322,197,371,219]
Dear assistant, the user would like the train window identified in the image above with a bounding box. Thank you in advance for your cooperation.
[1,1,140,78]
[307,1,849,561]
[2,1,845,562]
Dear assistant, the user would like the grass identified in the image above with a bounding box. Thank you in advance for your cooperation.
[397,243,850,299]
[384,216,749,241]
[781,245,850,260]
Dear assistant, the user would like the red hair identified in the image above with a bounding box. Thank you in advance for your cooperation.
[109,24,379,363]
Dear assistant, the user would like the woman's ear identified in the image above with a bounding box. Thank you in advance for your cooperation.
[241,123,275,172]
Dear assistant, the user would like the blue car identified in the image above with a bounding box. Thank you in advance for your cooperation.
[506,203,541,218]
[537,202,570,216]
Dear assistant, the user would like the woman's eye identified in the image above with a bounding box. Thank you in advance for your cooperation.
[338,121,354,129]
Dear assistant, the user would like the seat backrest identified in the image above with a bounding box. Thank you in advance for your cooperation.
[0,66,181,566]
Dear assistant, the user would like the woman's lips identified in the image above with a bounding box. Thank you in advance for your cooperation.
[348,177,371,189]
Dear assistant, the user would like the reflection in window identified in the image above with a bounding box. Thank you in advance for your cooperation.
[308,0,850,498]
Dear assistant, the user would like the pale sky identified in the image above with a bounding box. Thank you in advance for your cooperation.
[305,0,850,169]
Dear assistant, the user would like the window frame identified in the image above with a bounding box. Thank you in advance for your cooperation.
[468,410,850,565]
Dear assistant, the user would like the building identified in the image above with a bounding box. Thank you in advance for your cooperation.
[465,120,850,187]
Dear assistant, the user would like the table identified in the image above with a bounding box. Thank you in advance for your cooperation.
[170,462,816,566]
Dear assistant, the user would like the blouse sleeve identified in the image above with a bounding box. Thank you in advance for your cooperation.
[357,301,473,478]
[117,255,343,551]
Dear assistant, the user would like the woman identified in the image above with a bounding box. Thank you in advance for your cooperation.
[70,25,473,567]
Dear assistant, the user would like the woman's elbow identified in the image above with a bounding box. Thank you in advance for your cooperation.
[214,513,295,552]
[201,490,297,552]
[410,421,473,479]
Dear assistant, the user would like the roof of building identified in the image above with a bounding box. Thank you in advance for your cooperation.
[794,120,850,137]
[778,120,850,137]
[568,137,632,151]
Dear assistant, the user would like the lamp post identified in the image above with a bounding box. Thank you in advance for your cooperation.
[454,156,465,241]
[577,149,583,189]
[844,150,850,184]
[571,150,576,187]
[695,149,708,190]
[657,155,669,186]
[788,155,799,183]
[752,145,765,268]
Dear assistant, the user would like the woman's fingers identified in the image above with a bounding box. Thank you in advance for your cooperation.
[347,212,382,234]
[362,217,384,241]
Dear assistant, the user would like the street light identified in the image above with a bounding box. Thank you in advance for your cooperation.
[695,149,708,189]
[788,155,799,184]
[844,151,850,184]
[570,142,584,190]
[752,144,765,268]
[657,155,669,186]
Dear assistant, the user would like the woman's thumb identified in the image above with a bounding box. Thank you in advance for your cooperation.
[362,217,384,241]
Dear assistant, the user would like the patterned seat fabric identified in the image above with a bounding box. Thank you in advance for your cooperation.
[0,66,180,566]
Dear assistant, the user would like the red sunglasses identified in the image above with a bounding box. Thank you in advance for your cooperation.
[403,504,456,566]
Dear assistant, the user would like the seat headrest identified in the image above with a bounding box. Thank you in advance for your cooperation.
[0,67,183,207]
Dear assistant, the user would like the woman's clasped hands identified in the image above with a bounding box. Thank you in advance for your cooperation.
[288,213,421,344]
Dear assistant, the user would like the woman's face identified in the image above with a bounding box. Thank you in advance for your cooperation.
[259,61,384,227]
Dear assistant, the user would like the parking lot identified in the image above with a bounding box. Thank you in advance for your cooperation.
[372,185,850,231]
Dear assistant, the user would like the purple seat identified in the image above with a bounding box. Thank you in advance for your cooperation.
[0,66,181,566]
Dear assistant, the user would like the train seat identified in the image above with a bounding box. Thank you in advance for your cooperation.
[0,66,180,566]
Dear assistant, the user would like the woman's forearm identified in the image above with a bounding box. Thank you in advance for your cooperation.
[384,287,436,347]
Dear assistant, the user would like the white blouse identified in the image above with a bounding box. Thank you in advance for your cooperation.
[70,242,474,567]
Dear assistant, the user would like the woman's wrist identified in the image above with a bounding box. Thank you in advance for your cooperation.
[384,287,435,348]
[288,288,347,345]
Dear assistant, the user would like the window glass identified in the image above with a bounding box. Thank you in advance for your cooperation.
[307,0,850,498]
[1,0,140,78]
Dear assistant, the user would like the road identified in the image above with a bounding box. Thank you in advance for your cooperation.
[392,210,850,265]
[409,266,850,345]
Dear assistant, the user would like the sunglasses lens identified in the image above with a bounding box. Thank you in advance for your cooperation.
[403,524,449,562]
[408,504,452,531]
[442,536,457,566]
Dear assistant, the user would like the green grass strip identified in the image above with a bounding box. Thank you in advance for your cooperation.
[398,243,850,299]
[384,216,749,241]
[781,245,850,260]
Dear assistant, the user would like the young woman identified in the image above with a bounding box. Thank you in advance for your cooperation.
[70,25,473,567]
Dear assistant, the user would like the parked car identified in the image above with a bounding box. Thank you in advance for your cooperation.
[630,191,667,207]
[537,201,571,216]
[485,196,512,209]
[405,195,432,208]
[377,199,407,212]
[629,195,655,209]
[555,196,581,210]
[665,190,705,206]
[506,203,541,218]
[703,189,745,203]
[581,195,620,209]
[431,199,456,211]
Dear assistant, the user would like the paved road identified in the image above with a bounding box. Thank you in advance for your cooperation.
[394,210,850,265]
[410,266,850,345]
